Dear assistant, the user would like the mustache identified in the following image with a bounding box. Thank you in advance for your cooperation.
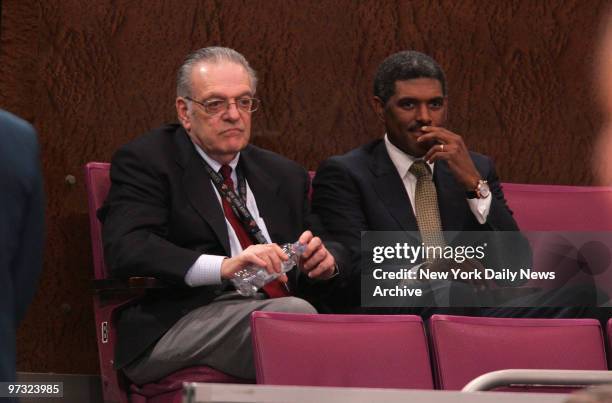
[407,123,427,132]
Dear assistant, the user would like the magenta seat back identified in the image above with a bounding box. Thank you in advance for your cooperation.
[608,319,612,369]
[502,183,612,231]
[502,183,612,291]
[429,315,607,390]
[84,162,131,402]
[84,162,112,280]
[251,312,433,389]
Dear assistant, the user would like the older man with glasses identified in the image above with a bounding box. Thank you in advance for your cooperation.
[99,47,345,384]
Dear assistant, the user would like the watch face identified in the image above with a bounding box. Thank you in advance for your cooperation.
[478,182,490,198]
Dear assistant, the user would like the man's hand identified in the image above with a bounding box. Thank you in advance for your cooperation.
[298,230,337,280]
[221,243,289,282]
[418,126,481,191]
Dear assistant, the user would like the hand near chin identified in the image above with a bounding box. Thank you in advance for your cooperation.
[417,126,481,190]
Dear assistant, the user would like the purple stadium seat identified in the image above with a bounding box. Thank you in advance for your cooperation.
[428,315,607,391]
[607,318,612,369]
[251,312,433,389]
[502,183,612,231]
[502,183,612,294]
[84,162,249,403]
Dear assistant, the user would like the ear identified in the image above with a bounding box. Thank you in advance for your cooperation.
[372,96,386,123]
[176,97,191,131]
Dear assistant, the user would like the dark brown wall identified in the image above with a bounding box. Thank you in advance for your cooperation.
[0,0,607,374]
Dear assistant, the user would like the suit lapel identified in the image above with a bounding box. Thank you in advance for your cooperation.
[369,142,420,234]
[175,129,231,255]
[239,147,290,243]
[434,160,470,231]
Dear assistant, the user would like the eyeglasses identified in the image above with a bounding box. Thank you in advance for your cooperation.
[185,96,261,115]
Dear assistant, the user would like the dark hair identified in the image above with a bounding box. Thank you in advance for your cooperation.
[373,51,447,104]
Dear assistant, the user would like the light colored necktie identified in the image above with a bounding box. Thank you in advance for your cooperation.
[409,161,446,249]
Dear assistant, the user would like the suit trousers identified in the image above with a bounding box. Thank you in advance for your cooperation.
[123,292,316,385]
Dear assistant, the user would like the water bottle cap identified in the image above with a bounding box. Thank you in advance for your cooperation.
[292,242,307,255]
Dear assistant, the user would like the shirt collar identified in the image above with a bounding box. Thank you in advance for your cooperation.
[384,134,434,178]
[192,142,240,173]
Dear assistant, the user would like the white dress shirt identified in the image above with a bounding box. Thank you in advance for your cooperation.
[184,145,272,287]
[383,134,491,224]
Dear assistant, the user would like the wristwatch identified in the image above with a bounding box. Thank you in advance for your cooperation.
[466,179,490,199]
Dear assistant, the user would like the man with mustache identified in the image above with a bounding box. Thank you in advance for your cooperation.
[312,51,520,313]
[99,47,345,385]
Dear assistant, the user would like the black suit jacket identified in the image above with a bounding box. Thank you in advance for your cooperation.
[99,124,345,369]
[0,110,44,383]
[311,139,520,311]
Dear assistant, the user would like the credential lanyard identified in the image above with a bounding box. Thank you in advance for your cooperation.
[203,162,268,245]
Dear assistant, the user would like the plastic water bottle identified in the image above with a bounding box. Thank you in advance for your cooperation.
[231,242,307,296]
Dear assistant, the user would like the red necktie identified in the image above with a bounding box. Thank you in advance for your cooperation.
[219,165,289,298]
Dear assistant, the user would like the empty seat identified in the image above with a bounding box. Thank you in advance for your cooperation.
[502,183,612,231]
[502,183,612,300]
[428,314,607,390]
[607,318,612,369]
[251,312,433,389]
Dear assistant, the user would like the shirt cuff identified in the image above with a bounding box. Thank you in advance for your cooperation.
[322,263,340,280]
[467,193,492,225]
[184,254,225,287]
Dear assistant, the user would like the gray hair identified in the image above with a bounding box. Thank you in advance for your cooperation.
[176,46,258,97]
[373,50,447,105]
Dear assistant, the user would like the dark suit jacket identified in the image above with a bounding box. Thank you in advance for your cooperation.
[99,124,346,369]
[0,110,44,382]
[311,139,520,311]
